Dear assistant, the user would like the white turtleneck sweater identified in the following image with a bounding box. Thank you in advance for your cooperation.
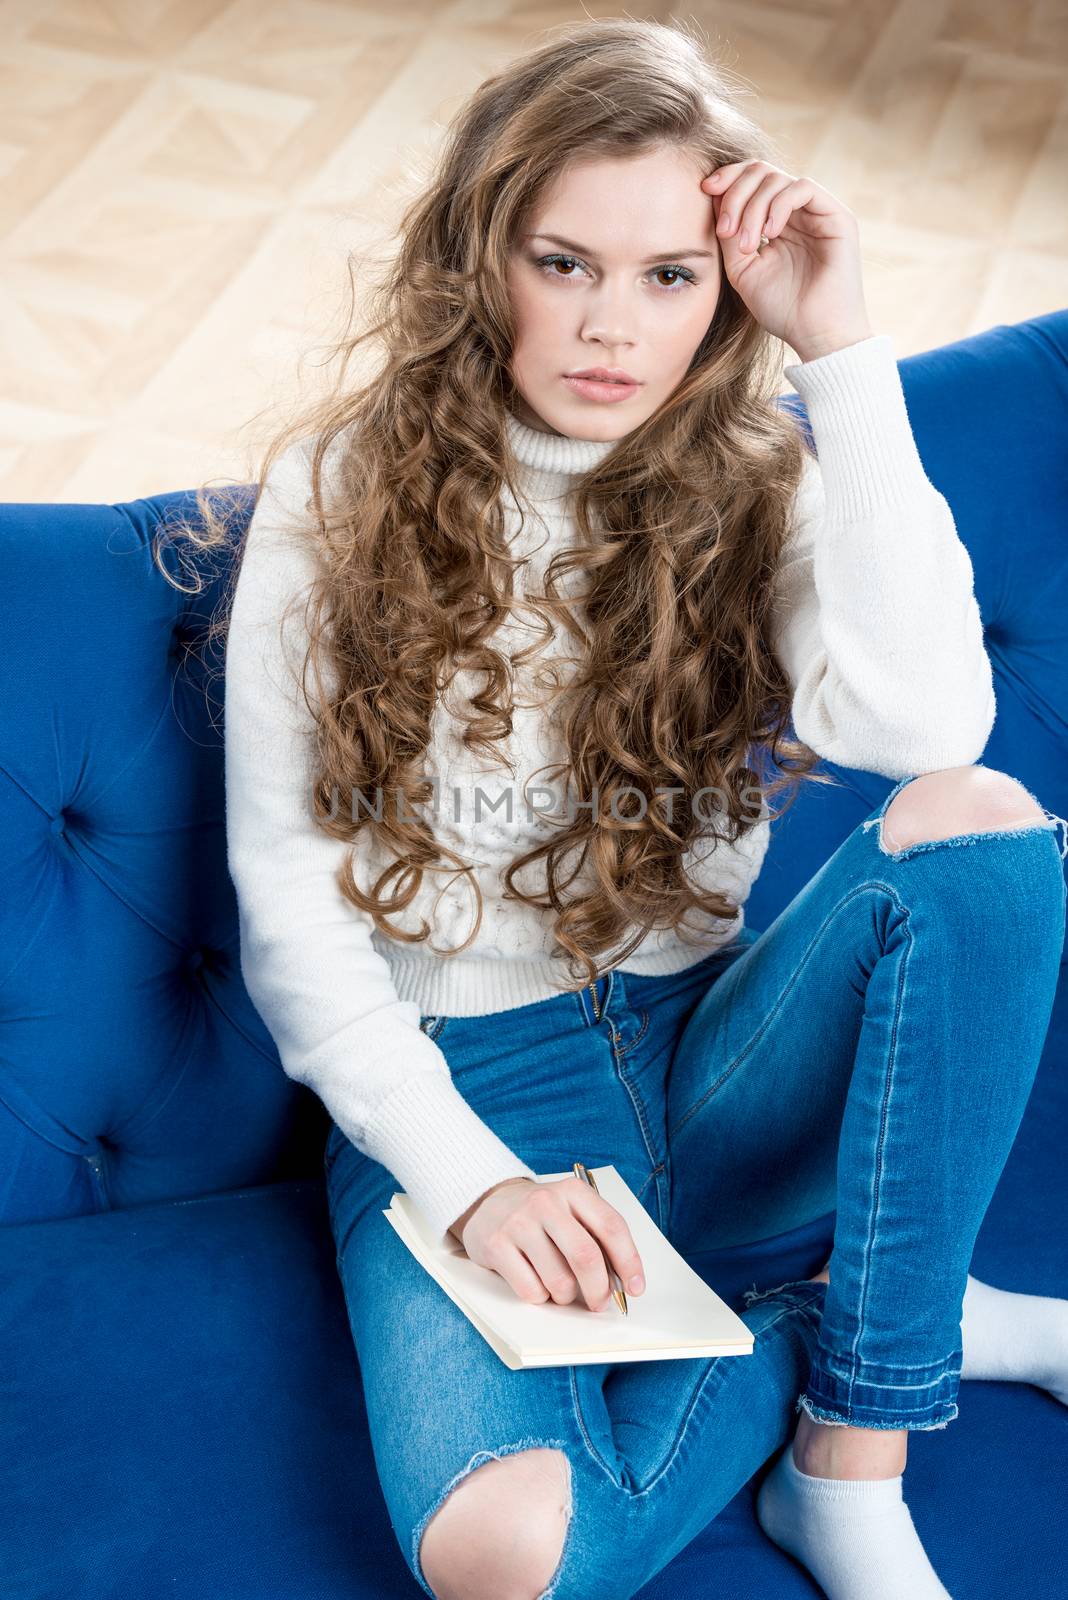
[224,333,996,1241]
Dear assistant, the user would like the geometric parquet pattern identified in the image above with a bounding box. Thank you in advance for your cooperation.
[3,1,1066,502]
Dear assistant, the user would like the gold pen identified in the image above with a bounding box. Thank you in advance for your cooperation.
[572,1162,628,1315]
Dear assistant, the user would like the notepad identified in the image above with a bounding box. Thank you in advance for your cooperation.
[382,1164,756,1371]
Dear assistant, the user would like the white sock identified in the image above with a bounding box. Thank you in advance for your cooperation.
[755,1441,953,1599]
[960,1273,1068,1404]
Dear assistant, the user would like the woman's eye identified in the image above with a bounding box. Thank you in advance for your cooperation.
[533,254,697,293]
[539,254,585,281]
[651,265,696,291]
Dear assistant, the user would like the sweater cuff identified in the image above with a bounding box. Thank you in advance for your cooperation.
[361,1070,539,1245]
[783,334,931,522]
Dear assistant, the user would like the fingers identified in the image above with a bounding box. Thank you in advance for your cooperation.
[514,1211,589,1307]
[566,1181,646,1306]
[763,178,814,239]
[479,1176,646,1312]
[703,160,817,253]
[492,1185,609,1310]
[704,161,778,250]
[539,1207,616,1310]
[722,172,793,252]
[491,1232,557,1305]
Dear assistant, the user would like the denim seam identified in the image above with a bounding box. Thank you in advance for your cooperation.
[808,1364,961,1391]
[800,1340,962,1424]
[567,1364,626,1485]
[842,883,911,1418]
[743,1279,960,1429]
[664,870,975,1425]
[666,788,1068,1146]
[640,1295,822,1494]
[608,1016,667,1225]
[664,813,1048,1147]
[614,1008,651,1056]
[637,1160,665,1205]
[666,879,911,1143]
[567,1294,817,1494]
[718,880,916,1417]
[807,1350,961,1374]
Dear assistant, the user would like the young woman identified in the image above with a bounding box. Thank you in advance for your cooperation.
[200,19,1068,1600]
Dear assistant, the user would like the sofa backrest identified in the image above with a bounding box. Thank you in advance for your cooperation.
[2,311,1065,1227]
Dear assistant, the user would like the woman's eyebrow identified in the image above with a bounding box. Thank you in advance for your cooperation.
[524,231,718,263]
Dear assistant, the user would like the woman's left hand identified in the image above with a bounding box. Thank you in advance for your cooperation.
[701,160,873,361]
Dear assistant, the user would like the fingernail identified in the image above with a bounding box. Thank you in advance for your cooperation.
[628,1275,645,1293]
[740,230,751,250]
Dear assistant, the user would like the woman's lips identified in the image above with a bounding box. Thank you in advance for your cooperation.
[562,375,641,403]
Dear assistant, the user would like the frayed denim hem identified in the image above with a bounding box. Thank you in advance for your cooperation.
[801,1346,961,1431]
[741,1280,959,1432]
[795,1392,958,1432]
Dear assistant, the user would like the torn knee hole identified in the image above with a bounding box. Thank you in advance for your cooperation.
[882,809,1055,856]
[416,1446,573,1600]
[880,769,1051,855]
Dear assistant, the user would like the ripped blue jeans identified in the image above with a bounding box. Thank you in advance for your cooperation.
[324,772,1067,1600]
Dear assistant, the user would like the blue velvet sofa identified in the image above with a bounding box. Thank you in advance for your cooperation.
[2,311,1065,1599]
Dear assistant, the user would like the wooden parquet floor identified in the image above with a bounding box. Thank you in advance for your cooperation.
[2,1,1066,502]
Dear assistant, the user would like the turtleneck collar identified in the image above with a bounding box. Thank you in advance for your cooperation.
[505,409,618,478]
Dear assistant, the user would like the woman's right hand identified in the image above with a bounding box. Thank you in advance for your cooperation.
[448,1176,647,1311]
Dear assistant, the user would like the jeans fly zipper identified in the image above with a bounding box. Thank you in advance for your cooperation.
[588,978,601,1022]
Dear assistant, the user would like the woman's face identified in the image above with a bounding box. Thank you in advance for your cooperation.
[506,145,723,440]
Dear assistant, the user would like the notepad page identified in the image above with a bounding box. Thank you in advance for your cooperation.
[382,1164,756,1370]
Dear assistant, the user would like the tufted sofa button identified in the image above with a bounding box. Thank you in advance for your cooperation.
[186,948,205,974]
[49,813,66,836]
[170,622,199,662]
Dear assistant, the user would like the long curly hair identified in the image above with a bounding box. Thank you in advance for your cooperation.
[158,16,832,993]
